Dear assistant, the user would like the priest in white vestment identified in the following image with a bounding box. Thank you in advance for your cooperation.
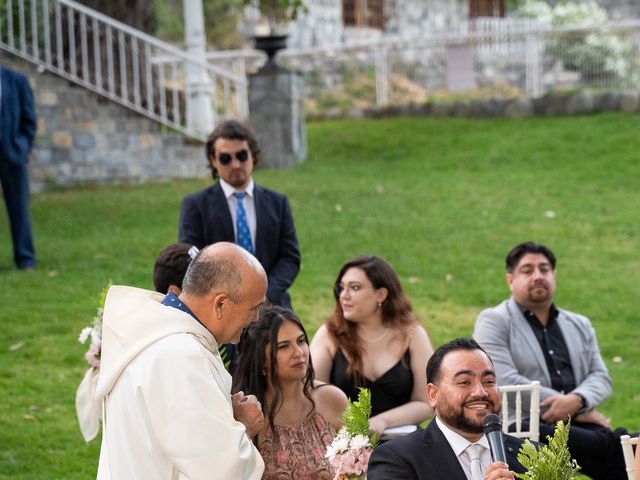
[96,243,267,479]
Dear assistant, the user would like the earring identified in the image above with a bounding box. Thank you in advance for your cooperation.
[377,302,382,308]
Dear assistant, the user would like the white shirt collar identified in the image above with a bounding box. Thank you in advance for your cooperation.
[219,177,254,198]
[435,417,490,457]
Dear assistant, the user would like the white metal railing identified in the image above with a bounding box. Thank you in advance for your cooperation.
[207,18,640,117]
[0,0,248,141]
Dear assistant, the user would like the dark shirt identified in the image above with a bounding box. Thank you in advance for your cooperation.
[330,349,413,417]
[161,291,199,320]
[519,303,576,393]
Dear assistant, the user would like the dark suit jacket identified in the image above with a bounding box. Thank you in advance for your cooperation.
[0,67,37,166]
[368,420,528,480]
[179,181,300,307]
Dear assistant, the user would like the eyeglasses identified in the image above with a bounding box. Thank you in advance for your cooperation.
[334,283,371,296]
[217,149,249,165]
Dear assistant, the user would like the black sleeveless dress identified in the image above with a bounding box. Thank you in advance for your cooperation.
[329,349,413,417]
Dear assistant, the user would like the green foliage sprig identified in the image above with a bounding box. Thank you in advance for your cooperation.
[515,420,580,480]
[339,388,379,448]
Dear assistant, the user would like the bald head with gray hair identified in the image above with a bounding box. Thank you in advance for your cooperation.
[182,243,265,302]
[179,243,267,343]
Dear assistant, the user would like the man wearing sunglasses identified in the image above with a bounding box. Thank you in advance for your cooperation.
[179,120,300,312]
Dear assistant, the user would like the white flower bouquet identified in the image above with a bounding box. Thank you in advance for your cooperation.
[326,388,378,480]
[78,283,110,369]
[75,283,110,442]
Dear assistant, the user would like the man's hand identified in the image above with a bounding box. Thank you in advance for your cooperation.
[232,391,264,438]
[483,461,515,479]
[540,394,582,423]
[574,408,611,428]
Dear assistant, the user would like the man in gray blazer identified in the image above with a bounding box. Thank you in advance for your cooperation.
[473,241,629,480]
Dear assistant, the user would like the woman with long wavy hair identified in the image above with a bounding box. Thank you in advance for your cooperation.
[233,306,347,479]
[310,255,434,436]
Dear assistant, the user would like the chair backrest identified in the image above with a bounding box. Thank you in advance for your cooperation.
[498,381,540,442]
[620,434,638,480]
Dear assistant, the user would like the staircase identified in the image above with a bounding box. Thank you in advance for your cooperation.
[0,0,248,141]
[0,0,252,190]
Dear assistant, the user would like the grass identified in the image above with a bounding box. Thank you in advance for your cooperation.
[1,113,639,478]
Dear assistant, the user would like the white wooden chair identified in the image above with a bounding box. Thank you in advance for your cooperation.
[498,381,540,442]
[620,434,638,480]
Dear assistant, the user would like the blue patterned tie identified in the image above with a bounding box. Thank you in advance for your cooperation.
[233,192,254,254]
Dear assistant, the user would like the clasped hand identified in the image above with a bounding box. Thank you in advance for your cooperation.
[232,391,264,438]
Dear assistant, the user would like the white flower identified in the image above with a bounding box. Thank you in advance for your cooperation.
[349,434,370,450]
[78,327,93,344]
[331,429,349,453]
[325,444,337,459]
[90,328,101,345]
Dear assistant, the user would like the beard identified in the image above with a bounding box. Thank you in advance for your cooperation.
[437,396,499,435]
[527,282,552,304]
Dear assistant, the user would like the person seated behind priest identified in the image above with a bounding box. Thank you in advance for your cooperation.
[232,306,348,480]
[368,337,529,480]
[152,242,198,295]
[310,255,434,436]
[474,241,631,479]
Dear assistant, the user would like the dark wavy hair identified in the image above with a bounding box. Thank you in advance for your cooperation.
[327,255,417,384]
[205,119,261,180]
[232,306,315,444]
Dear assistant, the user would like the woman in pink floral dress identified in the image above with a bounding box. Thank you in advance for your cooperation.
[233,306,348,479]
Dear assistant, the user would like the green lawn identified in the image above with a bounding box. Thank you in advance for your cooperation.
[1,114,639,478]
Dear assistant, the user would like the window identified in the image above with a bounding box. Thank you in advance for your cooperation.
[343,0,384,29]
[469,0,505,18]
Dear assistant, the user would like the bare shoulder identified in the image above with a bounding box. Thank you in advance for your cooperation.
[409,323,433,353]
[313,380,349,407]
[310,324,337,353]
[311,323,330,343]
[312,381,348,428]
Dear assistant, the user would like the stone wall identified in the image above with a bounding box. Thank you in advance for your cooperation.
[288,0,469,48]
[1,52,207,192]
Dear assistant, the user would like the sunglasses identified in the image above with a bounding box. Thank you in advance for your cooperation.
[217,149,249,165]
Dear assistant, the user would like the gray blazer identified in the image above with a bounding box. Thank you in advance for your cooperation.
[473,297,612,418]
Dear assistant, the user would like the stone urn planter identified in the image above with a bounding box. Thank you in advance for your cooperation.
[253,34,288,66]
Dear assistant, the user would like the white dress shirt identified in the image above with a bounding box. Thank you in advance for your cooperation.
[436,417,492,480]
[219,177,257,250]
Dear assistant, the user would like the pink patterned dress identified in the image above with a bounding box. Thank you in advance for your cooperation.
[259,411,336,480]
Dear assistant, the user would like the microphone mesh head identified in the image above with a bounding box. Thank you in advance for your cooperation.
[483,413,502,433]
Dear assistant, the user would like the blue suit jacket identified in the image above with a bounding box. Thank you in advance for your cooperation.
[179,181,300,308]
[368,419,528,480]
[0,67,37,166]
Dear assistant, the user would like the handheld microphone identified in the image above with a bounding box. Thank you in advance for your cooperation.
[483,413,507,464]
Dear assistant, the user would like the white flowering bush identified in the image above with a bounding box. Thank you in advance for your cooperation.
[515,0,634,85]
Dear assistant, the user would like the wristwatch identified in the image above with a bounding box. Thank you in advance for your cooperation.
[574,392,587,412]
